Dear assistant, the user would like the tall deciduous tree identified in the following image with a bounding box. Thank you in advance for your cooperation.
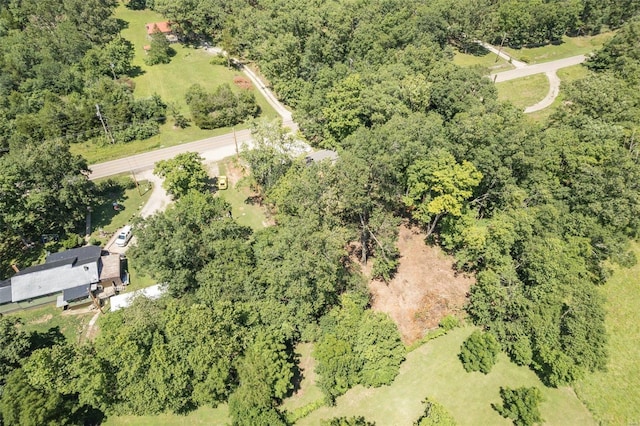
[144,28,173,65]
[404,150,482,237]
[242,118,302,194]
[154,152,209,199]
[0,141,95,243]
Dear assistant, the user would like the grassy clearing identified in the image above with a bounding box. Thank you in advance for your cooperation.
[299,327,594,426]
[90,178,152,245]
[503,32,615,64]
[282,343,325,412]
[453,48,514,72]
[574,242,640,425]
[72,6,277,164]
[103,405,230,426]
[215,159,269,231]
[6,304,92,344]
[526,64,591,122]
[496,73,549,110]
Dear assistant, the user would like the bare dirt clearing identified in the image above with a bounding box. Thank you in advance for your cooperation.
[369,224,474,345]
[233,76,253,90]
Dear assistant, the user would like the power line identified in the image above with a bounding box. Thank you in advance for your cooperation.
[95,104,115,144]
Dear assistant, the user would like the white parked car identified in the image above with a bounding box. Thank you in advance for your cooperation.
[115,225,133,247]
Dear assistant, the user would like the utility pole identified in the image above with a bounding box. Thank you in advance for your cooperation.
[496,33,507,63]
[233,127,239,158]
[95,104,115,144]
[131,169,141,195]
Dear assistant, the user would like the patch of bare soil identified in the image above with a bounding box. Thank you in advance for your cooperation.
[225,160,247,185]
[233,76,253,90]
[369,224,474,345]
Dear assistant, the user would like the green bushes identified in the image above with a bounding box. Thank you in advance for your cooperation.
[144,29,175,66]
[185,83,259,129]
[315,294,405,404]
[414,397,457,426]
[493,386,543,426]
[459,330,500,374]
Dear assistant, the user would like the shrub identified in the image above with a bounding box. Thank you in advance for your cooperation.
[323,417,376,426]
[185,83,259,129]
[493,386,543,426]
[209,55,228,66]
[61,234,83,249]
[89,237,102,246]
[459,330,500,374]
[414,397,457,426]
[439,315,460,331]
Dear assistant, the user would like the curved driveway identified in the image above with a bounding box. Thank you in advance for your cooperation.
[489,53,587,114]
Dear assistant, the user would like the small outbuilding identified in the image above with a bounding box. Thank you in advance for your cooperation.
[305,149,339,165]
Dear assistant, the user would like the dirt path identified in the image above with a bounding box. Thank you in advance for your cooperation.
[369,224,474,345]
[84,310,101,341]
[477,40,527,68]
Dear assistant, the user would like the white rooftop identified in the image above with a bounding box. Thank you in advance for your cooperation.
[110,284,167,312]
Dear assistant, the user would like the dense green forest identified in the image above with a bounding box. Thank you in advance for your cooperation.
[2,0,640,424]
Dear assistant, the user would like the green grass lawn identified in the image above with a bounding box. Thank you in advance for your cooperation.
[89,177,152,246]
[282,343,325,413]
[215,159,269,230]
[503,32,615,64]
[6,304,93,345]
[526,64,591,122]
[103,405,230,426]
[453,48,514,72]
[496,73,550,110]
[299,327,594,426]
[573,242,640,425]
[71,6,278,164]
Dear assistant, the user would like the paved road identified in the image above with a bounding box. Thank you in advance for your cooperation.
[89,129,252,180]
[491,54,586,82]
[90,47,304,180]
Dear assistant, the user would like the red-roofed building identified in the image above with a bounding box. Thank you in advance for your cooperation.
[145,21,178,43]
[145,21,172,35]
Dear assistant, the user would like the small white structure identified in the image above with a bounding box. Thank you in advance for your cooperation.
[110,284,167,312]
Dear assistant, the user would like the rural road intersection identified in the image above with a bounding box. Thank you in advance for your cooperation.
[488,48,588,113]
[89,45,588,181]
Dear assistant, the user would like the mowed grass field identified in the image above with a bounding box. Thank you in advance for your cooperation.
[453,47,514,73]
[103,405,230,426]
[503,32,615,64]
[72,6,277,164]
[496,73,549,110]
[574,241,640,425]
[6,304,92,344]
[102,327,594,425]
[215,160,270,231]
[525,64,591,122]
[299,327,594,426]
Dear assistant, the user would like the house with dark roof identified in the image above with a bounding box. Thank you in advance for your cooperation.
[2,246,125,309]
